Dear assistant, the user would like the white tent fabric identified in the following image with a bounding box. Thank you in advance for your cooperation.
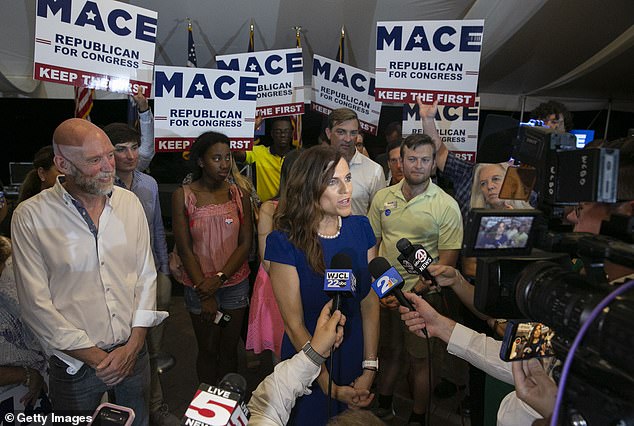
[1,0,632,111]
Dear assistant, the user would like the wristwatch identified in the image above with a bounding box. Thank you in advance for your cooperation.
[216,272,228,284]
[362,359,379,371]
[302,341,327,366]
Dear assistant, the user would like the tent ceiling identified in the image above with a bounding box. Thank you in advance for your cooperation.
[1,0,632,111]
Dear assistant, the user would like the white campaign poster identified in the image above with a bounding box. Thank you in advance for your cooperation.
[311,55,382,135]
[402,98,480,163]
[375,20,484,107]
[153,66,258,152]
[34,0,157,95]
[216,48,304,118]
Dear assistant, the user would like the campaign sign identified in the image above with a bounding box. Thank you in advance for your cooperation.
[375,20,484,107]
[34,0,157,95]
[216,48,304,119]
[371,267,404,299]
[402,98,480,163]
[153,66,258,152]
[311,55,382,135]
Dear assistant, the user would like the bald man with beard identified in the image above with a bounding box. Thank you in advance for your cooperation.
[12,118,167,425]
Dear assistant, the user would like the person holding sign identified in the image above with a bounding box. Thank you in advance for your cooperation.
[265,146,379,425]
[325,108,385,216]
[172,132,253,387]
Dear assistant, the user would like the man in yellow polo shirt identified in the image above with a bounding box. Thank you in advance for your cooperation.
[368,133,462,426]
[235,117,293,202]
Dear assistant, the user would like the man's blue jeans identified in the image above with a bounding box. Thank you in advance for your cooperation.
[48,345,150,426]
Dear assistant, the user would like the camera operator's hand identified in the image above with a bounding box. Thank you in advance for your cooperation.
[512,358,557,418]
[311,300,346,357]
[398,292,456,343]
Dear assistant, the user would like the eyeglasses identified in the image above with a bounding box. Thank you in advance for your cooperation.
[573,203,583,218]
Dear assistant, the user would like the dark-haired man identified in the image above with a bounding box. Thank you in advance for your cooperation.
[326,108,385,215]
[368,134,462,425]
[531,100,572,133]
[104,123,178,426]
[385,139,404,186]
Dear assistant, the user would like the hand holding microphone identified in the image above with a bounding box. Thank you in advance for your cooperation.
[398,292,456,342]
[312,300,347,357]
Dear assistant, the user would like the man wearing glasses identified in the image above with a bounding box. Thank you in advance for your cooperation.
[326,108,385,215]
[235,116,293,202]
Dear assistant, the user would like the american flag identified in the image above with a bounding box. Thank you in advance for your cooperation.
[74,86,94,120]
[187,19,198,68]
[248,19,254,53]
[336,25,345,63]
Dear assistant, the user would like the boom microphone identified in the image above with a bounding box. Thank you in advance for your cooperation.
[182,373,250,426]
[396,238,437,286]
[323,252,356,313]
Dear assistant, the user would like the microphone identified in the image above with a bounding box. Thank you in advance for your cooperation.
[323,252,357,313]
[368,257,414,311]
[396,238,437,286]
[369,257,428,338]
[183,373,250,426]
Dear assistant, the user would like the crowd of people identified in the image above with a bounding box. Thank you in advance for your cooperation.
[0,93,633,426]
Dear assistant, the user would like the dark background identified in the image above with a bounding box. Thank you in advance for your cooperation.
[1,98,632,185]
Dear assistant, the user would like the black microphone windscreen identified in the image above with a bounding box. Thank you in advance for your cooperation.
[217,373,247,398]
[368,256,391,279]
[330,252,352,269]
[396,238,413,254]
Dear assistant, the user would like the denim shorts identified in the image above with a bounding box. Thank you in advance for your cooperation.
[184,278,250,314]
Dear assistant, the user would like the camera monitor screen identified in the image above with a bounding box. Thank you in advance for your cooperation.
[500,321,556,361]
[463,209,541,257]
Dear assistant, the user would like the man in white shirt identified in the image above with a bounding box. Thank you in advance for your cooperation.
[325,108,385,215]
[12,118,167,425]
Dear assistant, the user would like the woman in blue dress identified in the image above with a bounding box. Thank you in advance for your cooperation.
[265,146,379,425]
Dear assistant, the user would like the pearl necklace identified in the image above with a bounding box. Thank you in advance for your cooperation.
[318,216,342,239]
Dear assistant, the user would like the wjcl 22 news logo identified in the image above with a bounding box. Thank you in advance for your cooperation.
[325,270,357,292]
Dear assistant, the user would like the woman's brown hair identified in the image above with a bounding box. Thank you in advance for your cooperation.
[274,145,342,274]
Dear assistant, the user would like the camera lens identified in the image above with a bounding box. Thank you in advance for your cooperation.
[515,261,634,376]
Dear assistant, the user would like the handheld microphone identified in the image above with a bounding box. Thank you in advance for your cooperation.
[183,373,250,426]
[396,238,437,286]
[369,257,428,338]
[323,252,357,313]
[369,257,414,311]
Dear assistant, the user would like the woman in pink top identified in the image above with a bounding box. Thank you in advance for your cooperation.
[172,131,253,385]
